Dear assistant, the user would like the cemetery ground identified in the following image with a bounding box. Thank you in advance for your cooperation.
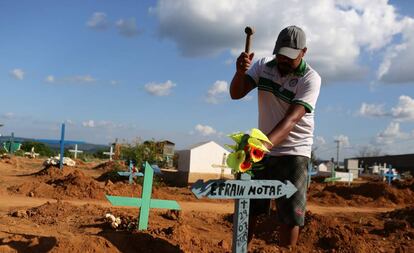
[0,156,413,253]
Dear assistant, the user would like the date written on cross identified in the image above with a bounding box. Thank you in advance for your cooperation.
[192,179,297,199]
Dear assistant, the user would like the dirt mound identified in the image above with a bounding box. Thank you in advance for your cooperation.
[0,154,16,165]
[93,161,127,172]
[25,200,105,225]
[308,181,414,207]
[393,178,414,191]
[8,168,106,200]
[300,212,369,252]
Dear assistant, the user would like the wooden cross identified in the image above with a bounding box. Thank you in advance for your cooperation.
[34,123,83,169]
[103,146,115,161]
[384,164,397,185]
[69,144,83,159]
[324,162,341,183]
[117,160,143,184]
[106,162,181,230]
[191,174,297,253]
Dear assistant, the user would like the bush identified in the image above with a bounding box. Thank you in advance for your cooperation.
[20,141,55,157]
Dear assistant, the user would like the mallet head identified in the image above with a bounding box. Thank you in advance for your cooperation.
[245,26,254,35]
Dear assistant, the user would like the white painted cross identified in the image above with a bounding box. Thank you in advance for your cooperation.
[103,146,115,161]
[24,147,39,159]
[69,144,83,159]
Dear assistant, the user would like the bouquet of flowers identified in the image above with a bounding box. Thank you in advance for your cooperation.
[225,128,272,175]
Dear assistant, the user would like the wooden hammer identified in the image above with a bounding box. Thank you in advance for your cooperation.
[244,26,254,54]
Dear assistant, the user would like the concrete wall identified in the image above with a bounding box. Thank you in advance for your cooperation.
[189,141,231,175]
[335,172,353,182]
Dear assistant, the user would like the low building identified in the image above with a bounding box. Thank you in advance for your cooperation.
[173,141,232,185]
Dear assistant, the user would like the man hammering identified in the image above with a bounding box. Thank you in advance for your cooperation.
[230,25,321,247]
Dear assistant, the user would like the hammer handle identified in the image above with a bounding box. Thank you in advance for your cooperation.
[245,34,252,54]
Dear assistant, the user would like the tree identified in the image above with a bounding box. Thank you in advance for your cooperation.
[20,141,55,157]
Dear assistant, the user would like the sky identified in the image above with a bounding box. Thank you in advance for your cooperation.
[1,0,414,161]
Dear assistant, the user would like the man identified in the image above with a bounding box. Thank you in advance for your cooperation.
[230,25,321,247]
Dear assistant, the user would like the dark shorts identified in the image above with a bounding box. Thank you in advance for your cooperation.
[250,155,309,226]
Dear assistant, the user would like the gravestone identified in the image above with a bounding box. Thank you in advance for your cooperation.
[106,162,180,230]
[191,174,297,253]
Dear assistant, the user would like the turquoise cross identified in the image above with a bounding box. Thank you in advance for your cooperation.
[117,160,143,184]
[106,162,180,230]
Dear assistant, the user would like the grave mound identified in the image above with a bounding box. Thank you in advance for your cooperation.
[8,167,106,200]
[308,181,414,206]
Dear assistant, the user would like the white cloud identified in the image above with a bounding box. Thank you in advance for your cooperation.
[1,112,15,119]
[391,95,414,121]
[45,75,55,83]
[334,134,350,147]
[315,136,326,146]
[65,119,75,126]
[81,120,122,129]
[10,69,24,80]
[116,18,139,37]
[87,12,109,30]
[144,80,176,96]
[377,19,414,83]
[82,120,95,128]
[49,75,97,84]
[71,75,96,83]
[206,80,228,104]
[376,121,409,144]
[358,103,388,117]
[194,124,217,136]
[150,0,413,82]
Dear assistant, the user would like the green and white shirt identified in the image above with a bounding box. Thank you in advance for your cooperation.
[247,57,321,158]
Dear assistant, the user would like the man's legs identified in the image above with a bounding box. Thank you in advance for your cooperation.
[268,155,309,247]
[278,224,299,246]
[248,158,270,243]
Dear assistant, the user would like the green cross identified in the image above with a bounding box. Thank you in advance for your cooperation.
[106,162,181,230]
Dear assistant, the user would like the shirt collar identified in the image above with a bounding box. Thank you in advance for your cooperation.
[265,58,307,77]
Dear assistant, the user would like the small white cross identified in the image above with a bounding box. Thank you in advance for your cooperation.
[69,144,83,159]
[103,146,115,161]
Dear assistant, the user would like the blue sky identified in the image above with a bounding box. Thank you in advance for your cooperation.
[1,0,414,161]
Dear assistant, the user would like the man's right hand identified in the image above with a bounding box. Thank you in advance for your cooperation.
[236,52,254,74]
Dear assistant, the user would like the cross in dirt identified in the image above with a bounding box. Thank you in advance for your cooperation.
[69,144,83,159]
[117,160,143,184]
[191,173,297,253]
[106,162,181,230]
[103,146,115,161]
[384,164,397,185]
[34,123,84,169]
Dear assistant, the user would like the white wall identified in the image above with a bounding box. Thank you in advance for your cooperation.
[335,172,353,182]
[189,141,231,174]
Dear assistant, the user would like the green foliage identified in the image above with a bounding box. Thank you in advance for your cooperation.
[120,140,164,167]
[21,141,55,157]
[93,148,108,159]
[14,149,25,157]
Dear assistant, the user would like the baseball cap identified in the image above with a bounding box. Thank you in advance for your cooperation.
[273,25,306,59]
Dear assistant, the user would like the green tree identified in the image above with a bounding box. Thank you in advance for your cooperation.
[20,141,55,157]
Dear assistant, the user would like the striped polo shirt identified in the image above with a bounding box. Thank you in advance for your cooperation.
[246,57,321,158]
